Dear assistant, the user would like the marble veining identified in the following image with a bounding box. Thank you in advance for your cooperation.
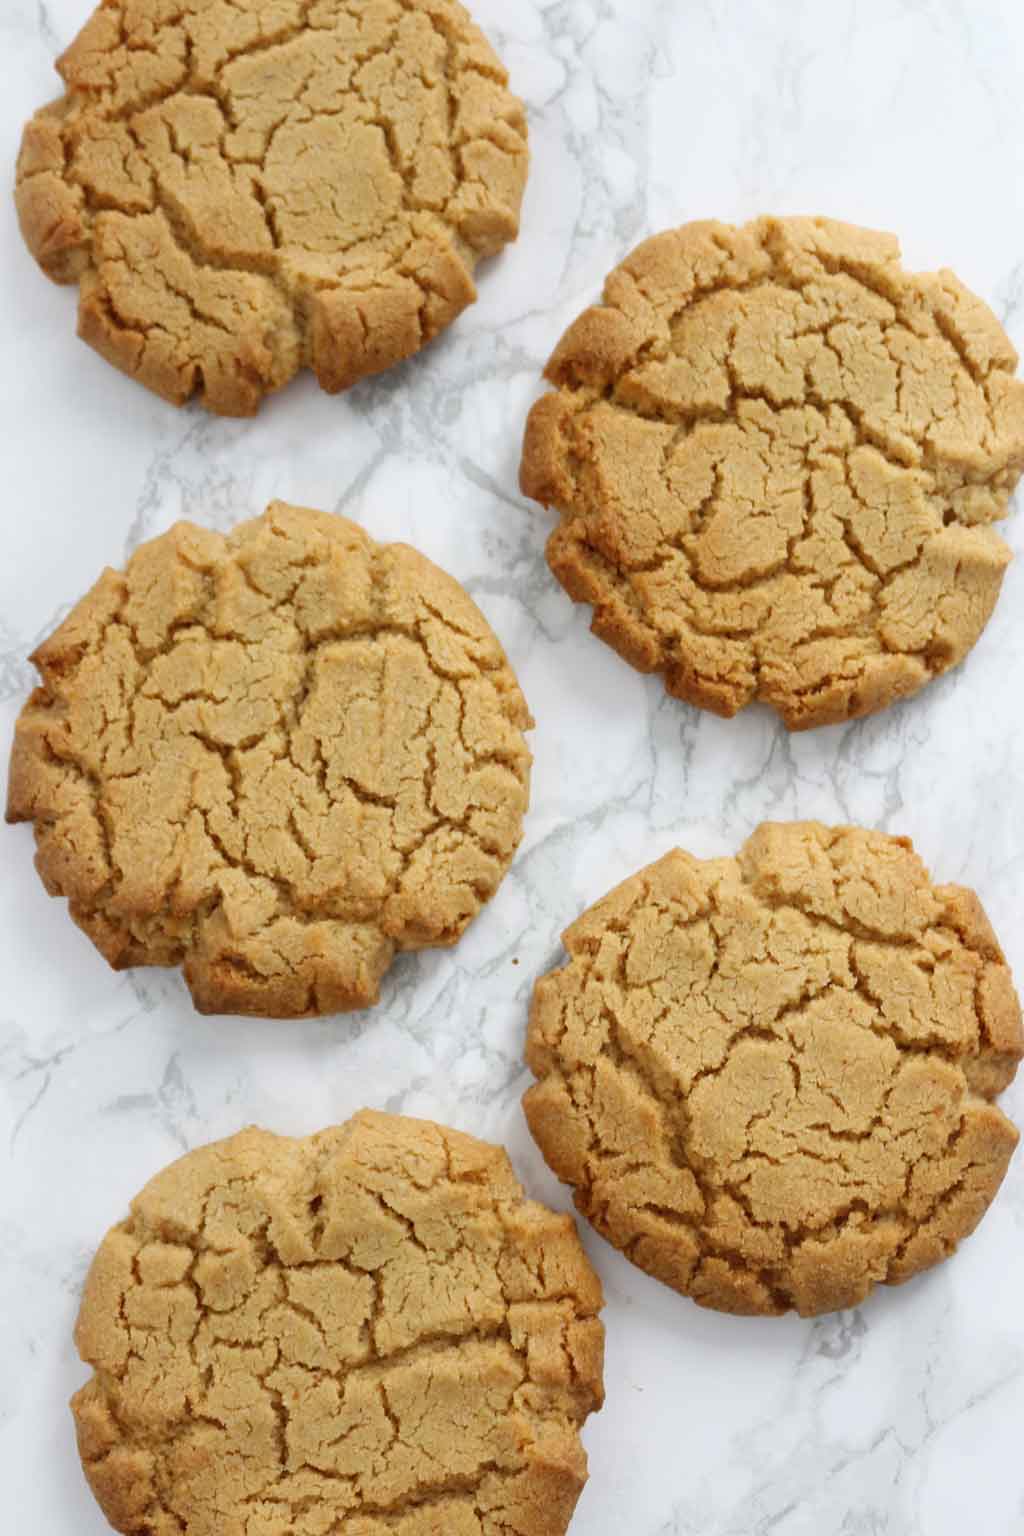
[2,1,1024,1531]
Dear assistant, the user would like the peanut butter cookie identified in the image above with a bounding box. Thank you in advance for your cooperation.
[522,217,1024,729]
[16,0,528,415]
[7,502,532,1017]
[524,822,1022,1316]
[71,1111,605,1535]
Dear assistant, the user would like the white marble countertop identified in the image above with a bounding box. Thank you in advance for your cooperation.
[3,1,1024,1531]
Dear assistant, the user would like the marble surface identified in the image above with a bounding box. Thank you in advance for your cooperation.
[3,1,1024,1531]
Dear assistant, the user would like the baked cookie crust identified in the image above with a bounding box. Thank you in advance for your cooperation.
[16,0,529,415]
[525,822,1022,1316]
[72,1112,605,1535]
[522,217,1024,729]
[7,502,532,1017]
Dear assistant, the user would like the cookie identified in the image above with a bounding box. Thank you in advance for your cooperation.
[7,502,532,1017]
[16,0,528,416]
[524,822,1023,1316]
[71,1110,605,1536]
[521,216,1024,729]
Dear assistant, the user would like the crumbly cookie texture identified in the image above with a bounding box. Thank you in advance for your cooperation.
[71,1111,605,1536]
[522,216,1024,729]
[7,502,532,1018]
[524,822,1023,1317]
[16,0,528,416]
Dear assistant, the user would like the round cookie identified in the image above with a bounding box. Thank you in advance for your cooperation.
[6,502,532,1017]
[524,822,1023,1316]
[71,1111,605,1536]
[521,216,1024,729]
[16,0,528,416]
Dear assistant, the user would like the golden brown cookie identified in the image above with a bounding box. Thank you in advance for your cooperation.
[7,502,532,1017]
[16,0,528,415]
[522,216,1024,729]
[524,822,1023,1316]
[71,1111,605,1536]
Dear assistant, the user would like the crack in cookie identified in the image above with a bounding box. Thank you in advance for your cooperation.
[6,502,533,1018]
[71,1112,605,1535]
[524,822,1022,1316]
[521,217,1024,729]
[16,0,529,415]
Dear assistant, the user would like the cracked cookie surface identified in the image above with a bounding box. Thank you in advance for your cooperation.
[6,501,532,1017]
[16,0,528,415]
[521,216,1024,729]
[524,822,1023,1316]
[71,1111,605,1536]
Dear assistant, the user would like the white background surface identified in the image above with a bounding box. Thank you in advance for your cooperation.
[3,2,1024,1532]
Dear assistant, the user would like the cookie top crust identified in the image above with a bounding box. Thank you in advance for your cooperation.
[524,822,1022,1316]
[7,502,532,1017]
[16,0,529,415]
[522,216,1024,729]
[71,1111,605,1536]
